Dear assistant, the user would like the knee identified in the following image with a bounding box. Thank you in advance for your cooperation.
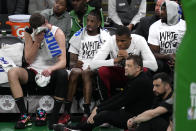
[69,68,82,81]
[8,67,20,80]
[82,69,92,78]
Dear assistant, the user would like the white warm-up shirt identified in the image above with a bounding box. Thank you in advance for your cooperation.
[69,28,111,70]
[90,34,158,71]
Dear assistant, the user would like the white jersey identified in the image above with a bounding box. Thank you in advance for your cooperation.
[91,34,158,71]
[148,19,186,54]
[29,26,59,72]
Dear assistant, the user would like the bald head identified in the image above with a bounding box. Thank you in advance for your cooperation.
[155,0,165,17]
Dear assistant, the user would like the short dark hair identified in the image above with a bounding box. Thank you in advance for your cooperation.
[116,25,130,37]
[153,72,172,86]
[126,55,143,68]
[88,9,102,22]
[29,13,45,29]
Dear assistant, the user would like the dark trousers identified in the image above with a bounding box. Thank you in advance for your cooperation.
[94,110,132,129]
[136,117,169,131]
[82,110,133,131]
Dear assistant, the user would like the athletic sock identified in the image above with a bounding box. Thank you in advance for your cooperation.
[64,100,72,114]
[15,97,27,114]
[83,104,90,115]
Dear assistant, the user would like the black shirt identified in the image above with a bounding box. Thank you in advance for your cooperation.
[135,15,160,41]
[97,72,154,116]
[152,92,173,122]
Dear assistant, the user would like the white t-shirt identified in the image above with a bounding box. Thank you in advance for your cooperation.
[91,34,158,71]
[69,28,111,70]
[69,33,102,60]
[148,19,186,54]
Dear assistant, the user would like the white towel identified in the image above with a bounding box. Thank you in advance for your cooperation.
[35,73,51,87]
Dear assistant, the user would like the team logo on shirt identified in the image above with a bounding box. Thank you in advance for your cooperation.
[159,31,179,54]
[0,95,15,111]
[39,96,54,111]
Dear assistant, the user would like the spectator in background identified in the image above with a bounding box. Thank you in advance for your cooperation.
[135,0,165,41]
[28,0,54,15]
[127,72,173,131]
[41,0,71,41]
[148,0,186,76]
[69,0,104,38]
[90,26,158,97]
[0,0,26,15]
[108,0,146,31]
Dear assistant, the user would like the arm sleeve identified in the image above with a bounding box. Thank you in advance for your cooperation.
[159,97,173,114]
[68,44,79,54]
[68,34,81,54]
[148,23,159,46]
[89,37,114,70]
[108,0,123,25]
[139,36,158,71]
[130,0,146,25]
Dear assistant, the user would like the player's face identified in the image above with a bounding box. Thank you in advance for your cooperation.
[86,14,100,33]
[116,34,131,50]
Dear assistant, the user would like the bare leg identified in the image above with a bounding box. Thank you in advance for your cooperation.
[8,67,29,98]
[82,69,93,104]
[66,68,82,101]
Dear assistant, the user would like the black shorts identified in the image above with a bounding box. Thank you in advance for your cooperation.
[23,69,55,95]
[22,68,68,97]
